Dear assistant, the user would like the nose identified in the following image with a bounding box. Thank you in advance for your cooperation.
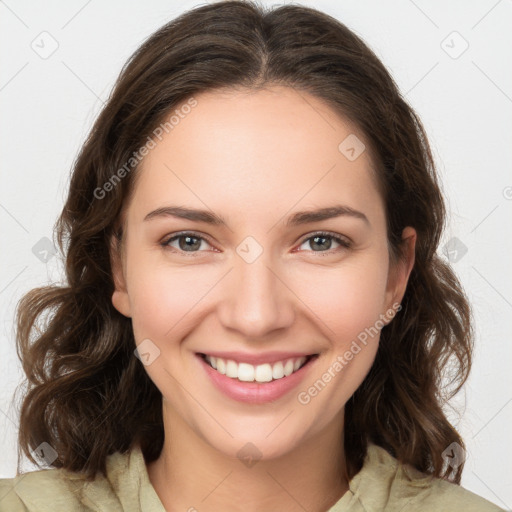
[218,251,295,339]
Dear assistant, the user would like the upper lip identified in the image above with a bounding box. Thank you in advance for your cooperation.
[197,351,317,366]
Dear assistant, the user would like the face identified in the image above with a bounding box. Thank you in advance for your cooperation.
[111,85,415,461]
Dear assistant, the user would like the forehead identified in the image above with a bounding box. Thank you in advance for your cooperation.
[126,86,385,231]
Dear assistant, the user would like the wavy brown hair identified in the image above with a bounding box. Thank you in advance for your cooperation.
[13,0,472,484]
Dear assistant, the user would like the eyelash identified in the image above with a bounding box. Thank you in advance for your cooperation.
[160,230,352,256]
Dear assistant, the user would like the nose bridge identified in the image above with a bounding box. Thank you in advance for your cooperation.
[219,242,294,338]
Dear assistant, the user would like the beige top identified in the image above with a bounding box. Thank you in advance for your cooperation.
[0,442,504,511]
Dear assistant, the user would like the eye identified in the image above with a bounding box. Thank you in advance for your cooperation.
[296,231,351,253]
[161,231,214,255]
[160,230,351,256]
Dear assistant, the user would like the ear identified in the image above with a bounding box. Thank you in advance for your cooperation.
[383,226,416,316]
[110,233,132,318]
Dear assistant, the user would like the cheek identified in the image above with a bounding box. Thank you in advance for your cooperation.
[126,256,216,342]
[300,257,389,411]
[293,260,387,418]
[289,253,389,344]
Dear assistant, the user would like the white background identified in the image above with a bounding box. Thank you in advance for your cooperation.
[1,0,511,509]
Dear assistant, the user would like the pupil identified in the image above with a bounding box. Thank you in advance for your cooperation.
[179,235,201,251]
[311,235,330,251]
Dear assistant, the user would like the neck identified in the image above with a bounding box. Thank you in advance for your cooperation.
[147,404,349,512]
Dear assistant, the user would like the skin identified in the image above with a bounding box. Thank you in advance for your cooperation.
[111,85,416,512]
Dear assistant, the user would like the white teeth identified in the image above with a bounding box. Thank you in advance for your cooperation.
[226,359,238,378]
[204,355,308,383]
[272,361,284,379]
[216,358,226,375]
[238,362,255,382]
[283,359,294,377]
[255,363,273,382]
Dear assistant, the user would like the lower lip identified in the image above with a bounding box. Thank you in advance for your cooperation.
[196,353,318,404]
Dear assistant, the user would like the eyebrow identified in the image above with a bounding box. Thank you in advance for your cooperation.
[143,205,370,227]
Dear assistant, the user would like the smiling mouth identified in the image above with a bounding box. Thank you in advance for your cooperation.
[197,353,319,383]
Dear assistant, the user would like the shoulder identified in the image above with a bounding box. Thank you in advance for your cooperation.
[346,444,505,512]
[0,448,135,512]
[0,476,27,512]
[0,468,81,512]
[414,476,505,511]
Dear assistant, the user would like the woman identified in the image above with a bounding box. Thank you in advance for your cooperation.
[0,1,504,510]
